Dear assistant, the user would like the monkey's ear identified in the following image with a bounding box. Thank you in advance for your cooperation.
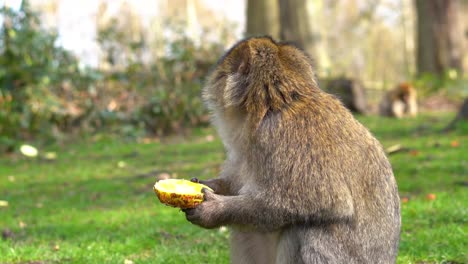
[230,42,251,75]
[222,42,252,108]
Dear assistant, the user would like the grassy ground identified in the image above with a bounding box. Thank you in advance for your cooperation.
[0,112,466,264]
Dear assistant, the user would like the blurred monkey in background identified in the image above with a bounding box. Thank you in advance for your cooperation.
[380,83,418,118]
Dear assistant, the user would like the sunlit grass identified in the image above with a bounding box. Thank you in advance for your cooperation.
[0,113,466,263]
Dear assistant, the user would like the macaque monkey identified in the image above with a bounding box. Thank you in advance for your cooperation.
[379,83,418,118]
[185,37,401,264]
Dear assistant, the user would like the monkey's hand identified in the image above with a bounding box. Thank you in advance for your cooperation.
[183,188,226,229]
[190,177,231,196]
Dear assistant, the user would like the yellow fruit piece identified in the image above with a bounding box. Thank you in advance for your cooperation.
[153,179,213,209]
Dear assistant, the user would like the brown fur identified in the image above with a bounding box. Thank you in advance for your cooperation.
[185,36,401,264]
[379,82,418,118]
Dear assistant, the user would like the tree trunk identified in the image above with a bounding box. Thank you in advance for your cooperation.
[415,0,465,76]
[442,98,468,132]
[278,0,316,58]
[2,4,14,92]
[245,0,280,39]
[462,0,468,72]
[322,77,368,114]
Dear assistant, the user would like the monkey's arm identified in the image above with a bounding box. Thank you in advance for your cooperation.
[185,184,354,230]
[190,158,241,196]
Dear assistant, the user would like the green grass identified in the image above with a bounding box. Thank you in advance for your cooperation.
[0,113,466,263]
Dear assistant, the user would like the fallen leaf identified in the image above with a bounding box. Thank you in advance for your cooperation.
[7,175,15,182]
[20,144,38,157]
[124,259,134,264]
[19,221,27,229]
[44,152,57,160]
[426,193,436,201]
[157,172,171,181]
[107,99,118,111]
[386,144,410,155]
[401,197,409,204]
[117,161,127,168]
[409,150,420,156]
[450,140,459,147]
[0,200,8,207]
[205,135,215,142]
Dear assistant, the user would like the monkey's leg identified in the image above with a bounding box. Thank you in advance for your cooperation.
[392,101,405,118]
[298,232,347,264]
[408,101,418,117]
[275,227,303,264]
[230,229,279,264]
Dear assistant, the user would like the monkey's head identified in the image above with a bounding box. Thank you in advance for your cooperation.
[396,82,415,102]
[203,36,319,125]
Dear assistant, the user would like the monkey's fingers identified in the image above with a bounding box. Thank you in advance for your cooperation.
[201,188,216,201]
[190,177,200,183]
[182,207,194,214]
[183,207,202,225]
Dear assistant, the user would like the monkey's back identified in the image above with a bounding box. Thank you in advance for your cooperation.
[203,36,400,263]
[251,92,401,263]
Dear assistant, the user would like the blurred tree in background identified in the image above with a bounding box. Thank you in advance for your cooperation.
[279,0,316,60]
[246,0,415,86]
[414,0,467,96]
[246,0,467,99]
[246,0,280,39]
[415,0,465,76]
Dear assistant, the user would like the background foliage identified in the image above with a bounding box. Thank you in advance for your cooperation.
[1,1,466,154]
[0,3,228,152]
[0,4,93,151]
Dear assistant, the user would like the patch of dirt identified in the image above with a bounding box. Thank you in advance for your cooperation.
[419,95,460,112]
[157,231,185,241]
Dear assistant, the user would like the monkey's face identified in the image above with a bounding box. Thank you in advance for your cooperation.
[203,37,318,120]
[396,83,415,103]
[397,93,409,103]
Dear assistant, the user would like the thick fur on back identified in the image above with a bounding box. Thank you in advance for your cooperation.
[202,37,401,263]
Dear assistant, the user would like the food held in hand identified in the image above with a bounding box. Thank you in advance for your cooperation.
[153,179,213,209]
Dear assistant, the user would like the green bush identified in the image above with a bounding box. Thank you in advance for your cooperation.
[413,69,468,99]
[0,2,95,151]
[95,20,226,137]
[134,37,221,136]
[0,2,230,153]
